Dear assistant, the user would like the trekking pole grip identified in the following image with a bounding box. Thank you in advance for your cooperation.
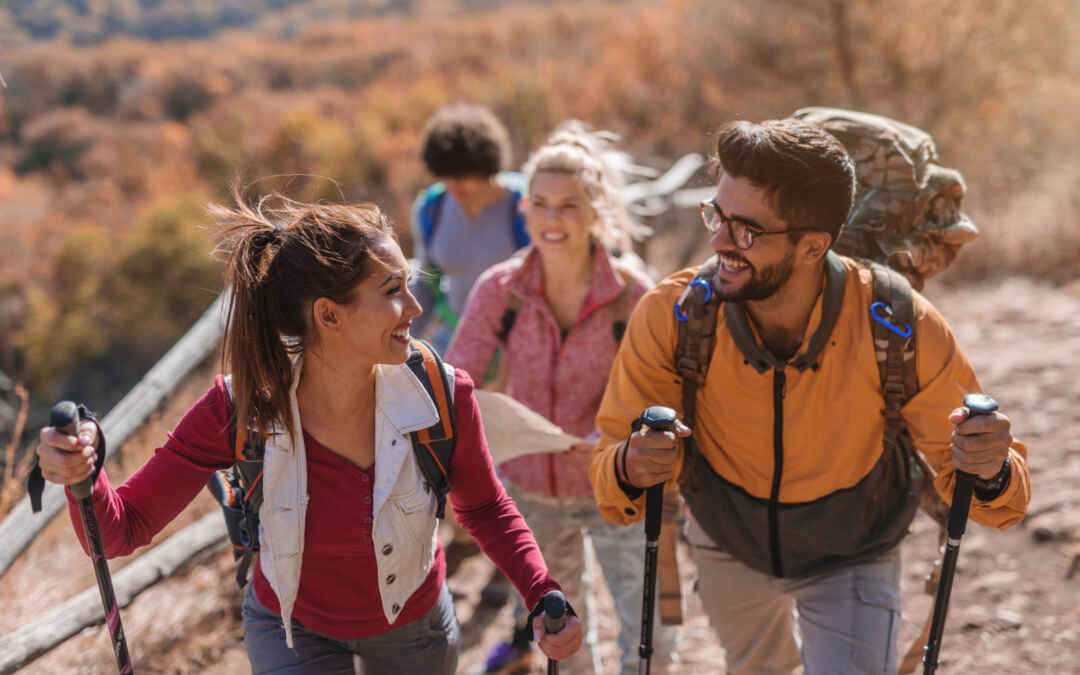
[542,590,568,634]
[542,591,568,675]
[51,400,93,500]
[633,406,677,542]
[947,393,998,539]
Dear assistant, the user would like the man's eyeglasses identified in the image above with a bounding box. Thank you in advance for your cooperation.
[699,199,819,250]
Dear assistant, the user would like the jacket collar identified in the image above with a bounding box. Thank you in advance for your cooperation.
[375,360,440,435]
[505,244,629,316]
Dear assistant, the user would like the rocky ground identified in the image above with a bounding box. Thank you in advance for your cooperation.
[3,275,1078,674]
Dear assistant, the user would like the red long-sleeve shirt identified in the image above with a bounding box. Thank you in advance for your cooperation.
[67,369,559,639]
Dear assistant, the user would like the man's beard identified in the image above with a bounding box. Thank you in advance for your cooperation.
[712,250,796,303]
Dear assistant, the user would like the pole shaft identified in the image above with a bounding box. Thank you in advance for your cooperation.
[77,498,134,673]
[922,464,977,671]
[638,484,663,675]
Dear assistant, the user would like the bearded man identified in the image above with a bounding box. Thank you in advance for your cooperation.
[589,118,1030,674]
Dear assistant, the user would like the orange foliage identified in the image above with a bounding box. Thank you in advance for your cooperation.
[0,0,1076,401]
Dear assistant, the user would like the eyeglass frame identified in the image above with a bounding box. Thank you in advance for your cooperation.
[699,198,821,251]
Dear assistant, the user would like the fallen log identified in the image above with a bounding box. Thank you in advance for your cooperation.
[0,511,227,674]
[0,292,228,578]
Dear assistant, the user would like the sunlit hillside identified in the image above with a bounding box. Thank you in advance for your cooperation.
[1,0,1077,443]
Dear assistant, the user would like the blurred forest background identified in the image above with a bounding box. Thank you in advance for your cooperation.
[1,0,1078,489]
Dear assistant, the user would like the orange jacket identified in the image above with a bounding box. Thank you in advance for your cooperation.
[590,256,1030,530]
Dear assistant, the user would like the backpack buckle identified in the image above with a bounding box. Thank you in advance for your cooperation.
[870,302,912,338]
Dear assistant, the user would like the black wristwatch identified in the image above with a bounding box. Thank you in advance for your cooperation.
[973,456,1012,502]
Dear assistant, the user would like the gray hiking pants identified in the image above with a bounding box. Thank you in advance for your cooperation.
[241,581,460,674]
[686,513,902,675]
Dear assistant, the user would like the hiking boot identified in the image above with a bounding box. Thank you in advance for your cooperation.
[481,641,533,674]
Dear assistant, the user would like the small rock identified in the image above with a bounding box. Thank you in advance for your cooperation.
[1032,527,1055,543]
[962,604,992,631]
[995,608,1023,630]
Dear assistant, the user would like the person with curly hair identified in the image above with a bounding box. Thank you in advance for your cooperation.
[411,103,530,352]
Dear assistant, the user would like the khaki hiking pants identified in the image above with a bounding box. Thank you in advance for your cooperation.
[686,513,902,675]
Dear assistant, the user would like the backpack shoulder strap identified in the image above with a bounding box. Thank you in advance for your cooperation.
[610,268,637,344]
[405,340,457,519]
[418,186,448,257]
[508,189,530,250]
[220,375,266,586]
[496,290,524,343]
[494,256,529,343]
[868,262,918,436]
[673,258,723,430]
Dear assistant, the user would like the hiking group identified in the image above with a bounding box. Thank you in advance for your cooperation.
[32,102,1030,675]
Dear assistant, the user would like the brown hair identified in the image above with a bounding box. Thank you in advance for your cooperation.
[211,190,396,439]
[420,103,512,178]
[713,119,855,245]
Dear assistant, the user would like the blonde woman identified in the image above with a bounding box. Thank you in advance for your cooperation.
[447,122,677,675]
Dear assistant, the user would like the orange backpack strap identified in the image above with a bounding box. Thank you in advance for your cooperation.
[406,340,457,518]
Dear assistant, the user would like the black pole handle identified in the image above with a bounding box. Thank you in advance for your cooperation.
[51,401,94,500]
[632,406,678,540]
[948,394,998,539]
[542,590,568,634]
[543,590,568,675]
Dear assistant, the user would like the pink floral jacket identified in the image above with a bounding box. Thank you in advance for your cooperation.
[445,246,652,497]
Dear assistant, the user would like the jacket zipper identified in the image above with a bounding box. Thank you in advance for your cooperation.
[769,365,786,578]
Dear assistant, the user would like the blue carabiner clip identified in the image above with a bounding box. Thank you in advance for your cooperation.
[674,279,712,322]
[869,301,912,338]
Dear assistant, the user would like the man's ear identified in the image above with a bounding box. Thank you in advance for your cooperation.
[799,231,832,264]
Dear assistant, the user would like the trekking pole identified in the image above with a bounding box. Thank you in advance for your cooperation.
[51,401,135,674]
[542,590,568,675]
[633,405,678,675]
[922,393,998,674]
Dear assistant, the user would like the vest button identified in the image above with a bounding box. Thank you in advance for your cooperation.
[382,544,393,556]
[386,574,396,584]
[392,603,401,614]
[392,439,397,446]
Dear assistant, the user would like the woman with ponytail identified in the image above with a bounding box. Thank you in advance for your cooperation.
[447,122,677,674]
[34,192,582,673]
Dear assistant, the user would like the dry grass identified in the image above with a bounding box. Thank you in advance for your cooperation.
[0,382,31,518]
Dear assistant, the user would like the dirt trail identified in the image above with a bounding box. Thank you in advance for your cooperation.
[5,276,1079,674]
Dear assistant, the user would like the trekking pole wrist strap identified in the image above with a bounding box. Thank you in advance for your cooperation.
[616,438,644,499]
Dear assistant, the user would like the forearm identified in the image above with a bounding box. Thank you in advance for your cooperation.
[589,440,647,526]
[453,494,560,609]
[66,451,222,558]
